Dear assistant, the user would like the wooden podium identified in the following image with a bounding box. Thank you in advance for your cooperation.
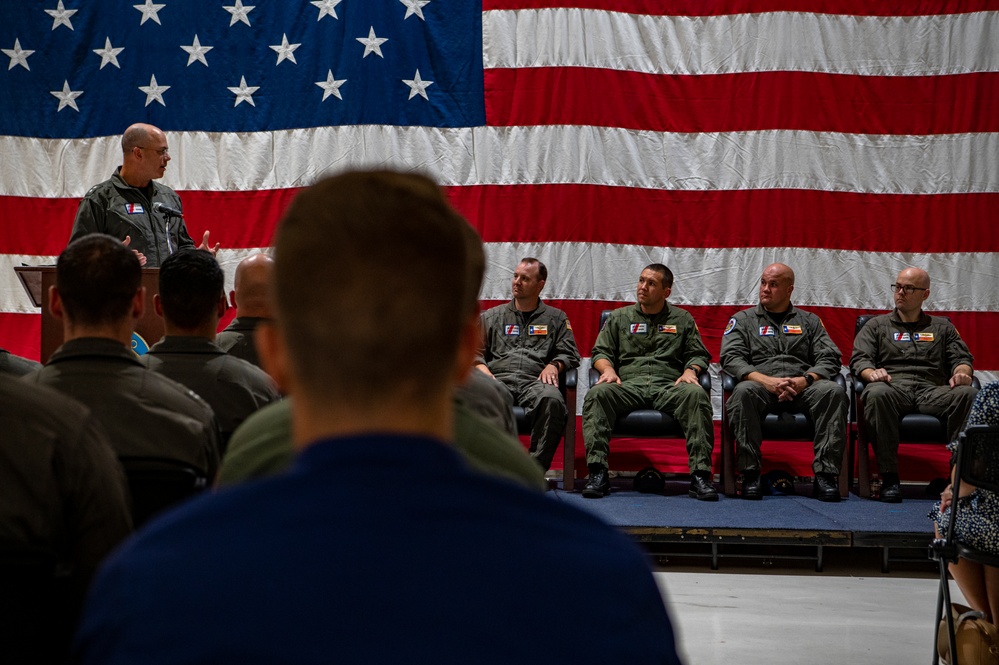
[15,267,165,363]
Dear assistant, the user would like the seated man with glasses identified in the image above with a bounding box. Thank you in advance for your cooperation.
[850,266,977,502]
[69,123,218,267]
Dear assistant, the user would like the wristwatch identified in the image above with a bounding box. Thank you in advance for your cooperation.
[804,374,815,387]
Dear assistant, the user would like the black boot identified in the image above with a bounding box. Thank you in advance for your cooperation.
[688,472,719,501]
[813,472,841,502]
[741,470,762,500]
[582,463,610,498]
[880,472,902,503]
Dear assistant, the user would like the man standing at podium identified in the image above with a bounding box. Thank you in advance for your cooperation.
[69,123,218,267]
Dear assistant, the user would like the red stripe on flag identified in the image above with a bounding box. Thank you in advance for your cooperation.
[448,186,999,253]
[483,0,999,15]
[485,69,999,135]
[3,186,997,255]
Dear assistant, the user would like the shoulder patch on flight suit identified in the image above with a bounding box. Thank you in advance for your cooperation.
[658,324,677,334]
[759,325,776,336]
[913,332,935,342]
[892,332,911,342]
[630,323,647,334]
[565,319,572,331]
[783,325,803,335]
[724,318,736,335]
[504,324,520,336]
[528,325,548,336]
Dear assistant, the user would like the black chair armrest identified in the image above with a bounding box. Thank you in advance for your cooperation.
[563,368,577,390]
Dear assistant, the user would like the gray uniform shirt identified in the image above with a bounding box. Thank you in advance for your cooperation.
[69,169,195,267]
[721,304,842,380]
[142,336,280,450]
[479,300,580,381]
[22,337,221,478]
[850,310,974,387]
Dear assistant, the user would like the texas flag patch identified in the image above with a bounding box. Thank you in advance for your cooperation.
[528,325,548,336]
[759,326,776,336]
[504,325,520,336]
[913,332,935,342]
[783,325,803,335]
[630,323,648,334]
[125,203,144,214]
[658,324,677,334]
[893,332,911,342]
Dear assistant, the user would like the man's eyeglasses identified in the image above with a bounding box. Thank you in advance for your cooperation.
[138,146,169,156]
[890,284,927,295]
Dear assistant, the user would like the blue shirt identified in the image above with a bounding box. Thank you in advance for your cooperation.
[74,434,680,664]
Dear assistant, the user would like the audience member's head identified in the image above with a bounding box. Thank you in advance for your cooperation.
[156,249,225,333]
[262,170,472,437]
[54,234,142,335]
[229,253,274,318]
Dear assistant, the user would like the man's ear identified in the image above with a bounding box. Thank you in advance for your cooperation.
[216,293,227,318]
[256,321,292,393]
[49,286,63,320]
[228,290,237,309]
[153,293,164,318]
[133,286,146,320]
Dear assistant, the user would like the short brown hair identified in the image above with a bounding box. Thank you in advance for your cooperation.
[272,170,470,404]
[57,234,141,327]
[643,263,674,288]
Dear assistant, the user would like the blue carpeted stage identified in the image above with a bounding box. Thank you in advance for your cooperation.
[551,480,938,572]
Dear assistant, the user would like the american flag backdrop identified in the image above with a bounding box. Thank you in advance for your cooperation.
[1,1,998,418]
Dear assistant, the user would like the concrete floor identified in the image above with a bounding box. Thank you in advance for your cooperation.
[656,568,961,664]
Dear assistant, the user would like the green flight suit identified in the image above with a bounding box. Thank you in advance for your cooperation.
[583,303,712,472]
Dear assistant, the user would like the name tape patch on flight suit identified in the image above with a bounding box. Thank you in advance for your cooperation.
[528,325,548,335]
[783,325,803,335]
[759,326,776,336]
[630,323,648,334]
[504,325,520,336]
[893,332,911,342]
[658,325,677,334]
[125,203,145,214]
[914,332,935,342]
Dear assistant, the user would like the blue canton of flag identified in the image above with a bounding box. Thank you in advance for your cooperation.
[0,0,484,137]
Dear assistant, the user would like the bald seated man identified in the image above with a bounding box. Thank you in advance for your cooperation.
[217,253,274,368]
[69,123,218,267]
[721,263,848,502]
[851,267,977,502]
